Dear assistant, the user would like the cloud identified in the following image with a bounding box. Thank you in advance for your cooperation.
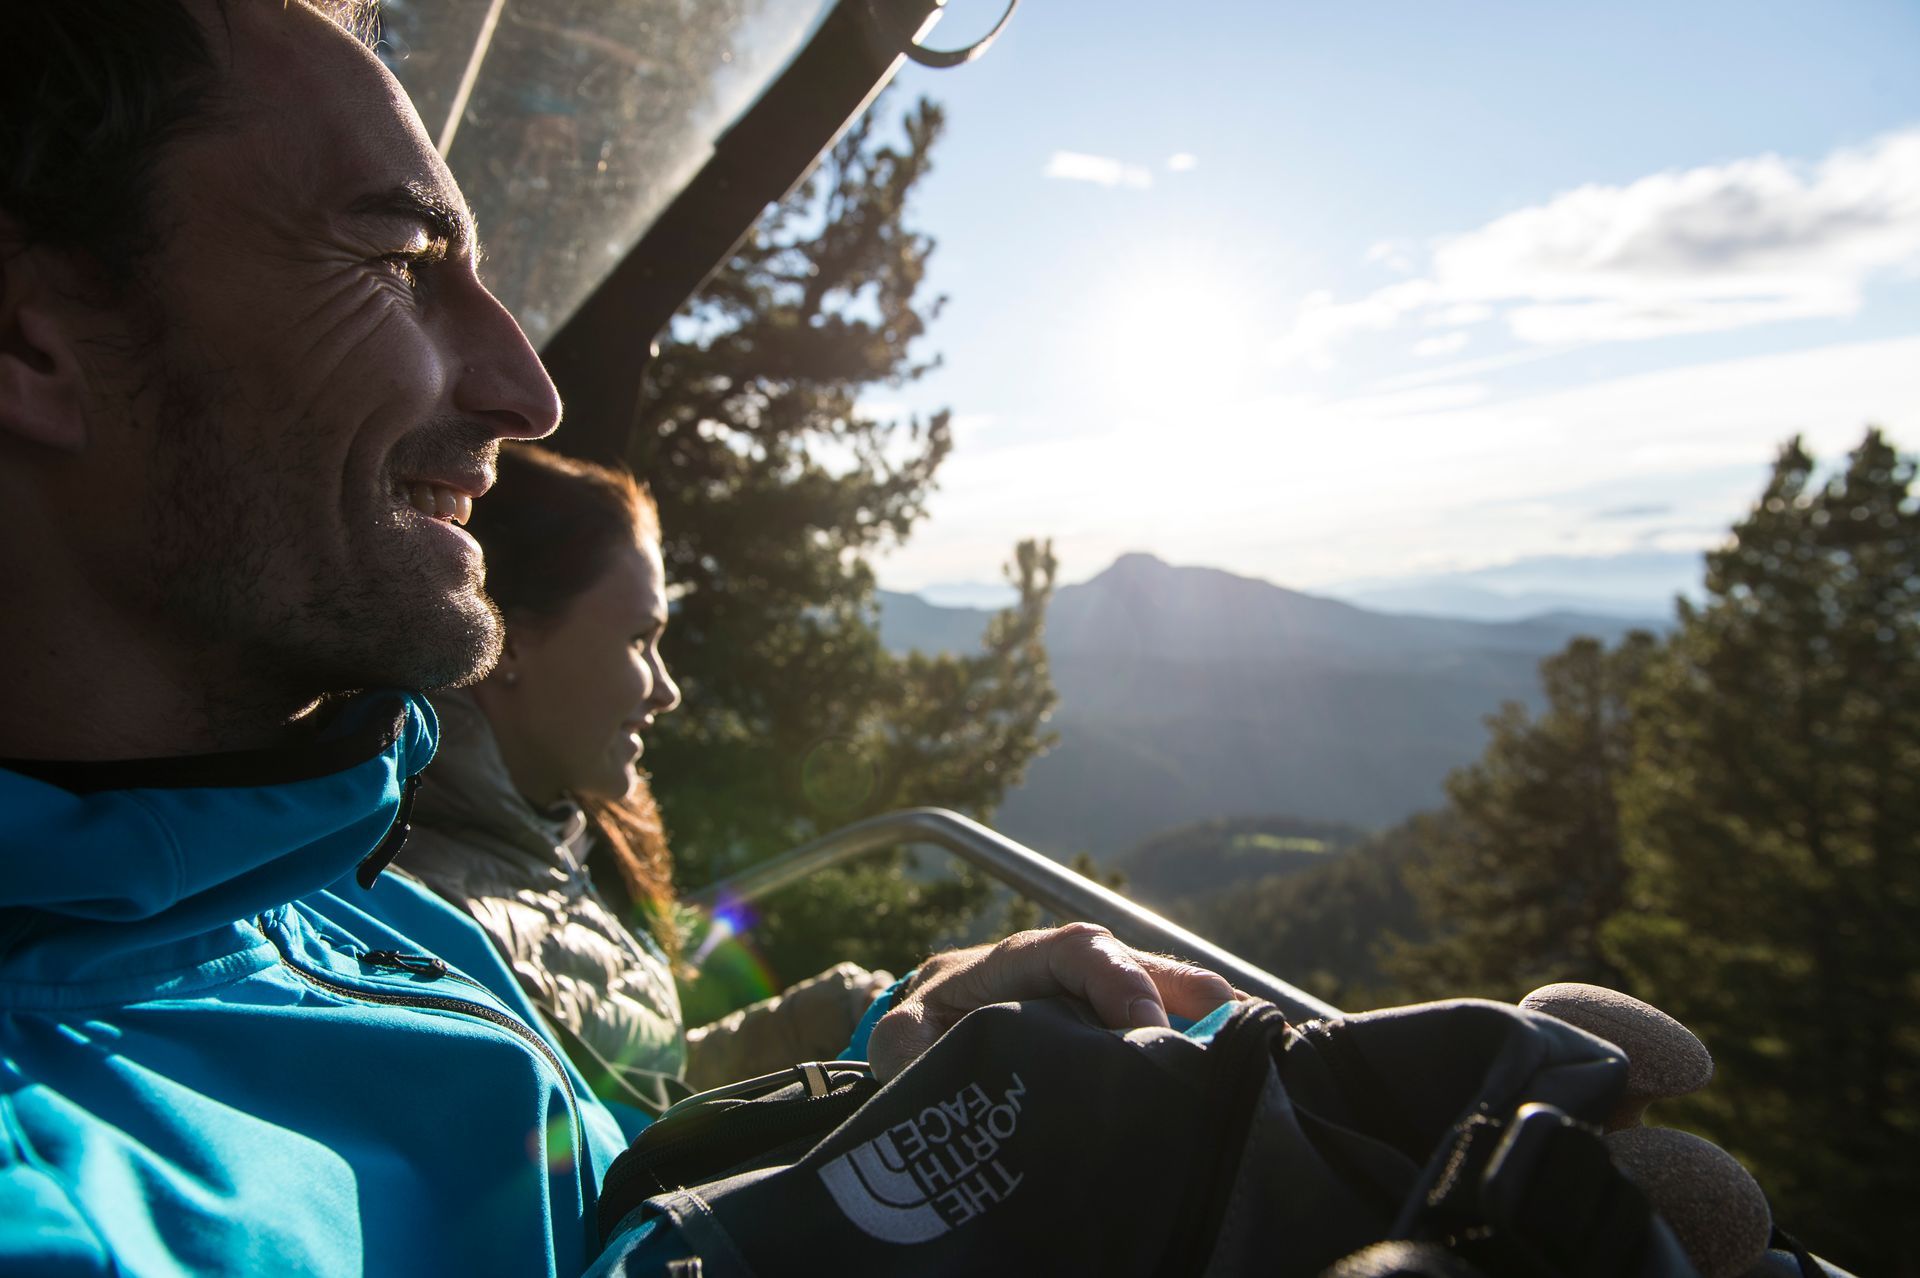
[1165,152,1200,173]
[1270,281,1435,369]
[1428,303,1493,327]
[1270,127,1920,365]
[1593,503,1672,521]
[882,334,1920,593]
[1413,332,1470,358]
[1433,133,1920,297]
[1327,383,1490,418]
[1505,294,1852,343]
[1044,150,1153,190]
[1366,239,1415,273]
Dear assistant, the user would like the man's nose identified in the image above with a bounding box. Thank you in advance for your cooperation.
[450,288,563,441]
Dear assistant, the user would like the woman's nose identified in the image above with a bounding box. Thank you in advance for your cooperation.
[648,657,681,715]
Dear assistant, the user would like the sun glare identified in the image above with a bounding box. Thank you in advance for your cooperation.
[1073,249,1268,414]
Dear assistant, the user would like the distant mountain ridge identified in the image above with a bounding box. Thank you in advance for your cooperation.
[1046,553,1660,665]
[878,552,1663,662]
[877,553,1668,857]
[1328,549,1700,622]
[1334,582,1675,623]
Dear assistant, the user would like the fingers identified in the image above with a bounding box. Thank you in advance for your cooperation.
[1131,950,1241,1022]
[905,926,1161,1030]
[867,936,1057,1083]
[868,999,935,1082]
[865,925,1241,1082]
[1033,926,1236,1030]
[1042,922,1175,1031]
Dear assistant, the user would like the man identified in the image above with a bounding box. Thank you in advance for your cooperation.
[0,4,1234,1274]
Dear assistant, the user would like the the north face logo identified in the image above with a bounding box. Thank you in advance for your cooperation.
[819,1073,1027,1244]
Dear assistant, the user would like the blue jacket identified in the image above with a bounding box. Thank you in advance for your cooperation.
[0,694,628,1277]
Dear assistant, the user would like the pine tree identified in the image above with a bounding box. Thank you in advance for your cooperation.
[709,541,1060,998]
[1607,429,1920,1276]
[624,98,1059,1003]
[1381,631,1659,1001]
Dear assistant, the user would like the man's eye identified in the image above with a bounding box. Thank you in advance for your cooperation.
[378,253,422,289]
[377,240,448,291]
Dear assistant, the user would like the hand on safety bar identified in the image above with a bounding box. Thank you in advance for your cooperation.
[867,921,1242,1082]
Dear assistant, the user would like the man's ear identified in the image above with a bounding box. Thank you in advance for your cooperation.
[0,244,90,453]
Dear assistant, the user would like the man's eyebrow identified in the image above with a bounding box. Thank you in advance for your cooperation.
[345,184,477,254]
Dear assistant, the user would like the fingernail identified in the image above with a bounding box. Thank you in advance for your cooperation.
[1129,997,1170,1029]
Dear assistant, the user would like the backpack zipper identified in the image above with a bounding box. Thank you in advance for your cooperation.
[632,1075,873,1165]
[597,1069,877,1239]
[1170,1001,1296,1275]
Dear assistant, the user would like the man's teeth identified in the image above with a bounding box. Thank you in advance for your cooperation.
[405,483,473,526]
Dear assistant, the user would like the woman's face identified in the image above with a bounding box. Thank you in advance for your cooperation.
[487,537,679,806]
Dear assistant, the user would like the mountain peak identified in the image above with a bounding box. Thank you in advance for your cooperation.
[1082,551,1302,602]
[1103,551,1171,577]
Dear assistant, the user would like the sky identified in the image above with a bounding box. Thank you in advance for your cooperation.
[864,0,1920,607]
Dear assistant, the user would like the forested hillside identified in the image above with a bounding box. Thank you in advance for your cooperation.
[1139,432,1916,1275]
[1110,814,1365,909]
[1108,814,1427,1008]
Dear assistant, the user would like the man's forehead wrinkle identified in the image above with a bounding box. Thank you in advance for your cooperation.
[190,7,477,276]
[217,0,442,187]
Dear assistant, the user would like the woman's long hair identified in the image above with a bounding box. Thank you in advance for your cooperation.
[464,442,678,953]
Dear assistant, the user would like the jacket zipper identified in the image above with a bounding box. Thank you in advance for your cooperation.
[258,923,585,1152]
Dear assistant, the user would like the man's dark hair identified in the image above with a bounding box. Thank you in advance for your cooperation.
[1,1,377,290]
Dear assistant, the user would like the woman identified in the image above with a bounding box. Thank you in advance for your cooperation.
[399,443,884,1125]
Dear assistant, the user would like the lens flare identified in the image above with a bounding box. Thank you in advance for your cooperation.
[685,896,780,1006]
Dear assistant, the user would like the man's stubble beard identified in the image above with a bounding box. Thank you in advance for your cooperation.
[140,349,505,715]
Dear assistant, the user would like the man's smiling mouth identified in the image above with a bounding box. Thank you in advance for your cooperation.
[402,481,474,526]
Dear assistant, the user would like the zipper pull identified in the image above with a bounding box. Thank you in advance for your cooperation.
[356,772,423,889]
[361,949,448,979]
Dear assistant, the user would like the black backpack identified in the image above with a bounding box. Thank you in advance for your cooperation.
[594,995,1703,1276]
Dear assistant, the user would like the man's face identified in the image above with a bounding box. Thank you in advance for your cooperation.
[71,1,559,708]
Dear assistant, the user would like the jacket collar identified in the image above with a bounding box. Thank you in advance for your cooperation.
[410,690,590,877]
[0,692,438,986]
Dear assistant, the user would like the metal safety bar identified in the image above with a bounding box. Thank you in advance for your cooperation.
[688,807,1341,1024]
